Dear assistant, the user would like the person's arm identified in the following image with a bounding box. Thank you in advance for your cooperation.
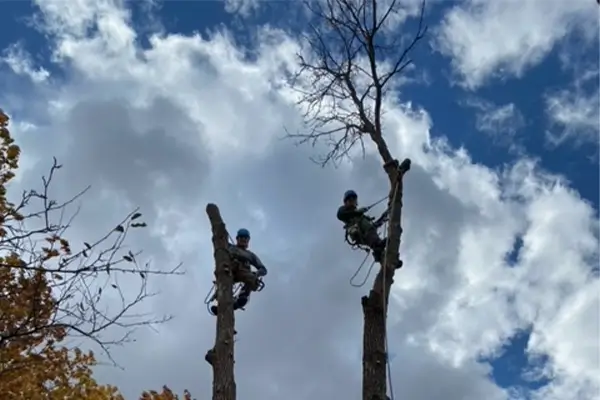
[248,251,267,277]
[337,205,365,222]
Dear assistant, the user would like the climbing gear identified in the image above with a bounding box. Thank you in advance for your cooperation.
[209,294,252,315]
[343,207,390,250]
[349,252,377,287]
[203,232,265,316]
[204,277,265,316]
[343,189,357,201]
[236,228,250,238]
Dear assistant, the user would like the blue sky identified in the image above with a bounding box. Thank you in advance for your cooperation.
[1,1,598,399]
[3,1,597,205]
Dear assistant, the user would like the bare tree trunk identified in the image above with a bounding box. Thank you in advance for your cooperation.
[361,160,410,400]
[205,203,236,400]
[286,0,426,398]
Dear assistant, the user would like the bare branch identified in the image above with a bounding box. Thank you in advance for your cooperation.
[287,0,427,167]
[285,2,425,399]
[0,158,183,368]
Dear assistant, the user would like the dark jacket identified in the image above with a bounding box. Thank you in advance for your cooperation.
[228,244,268,276]
[337,205,366,224]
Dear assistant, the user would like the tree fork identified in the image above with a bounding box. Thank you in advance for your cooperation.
[205,203,236,400]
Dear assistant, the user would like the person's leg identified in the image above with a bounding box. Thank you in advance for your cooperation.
[211,262,257,314]
[366,233,402,269]
[233,266,258,310]
[364,228,385,262]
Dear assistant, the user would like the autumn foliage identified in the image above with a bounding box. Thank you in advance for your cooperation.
[0,109,190,398]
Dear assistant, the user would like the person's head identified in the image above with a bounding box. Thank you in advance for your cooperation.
[236,228,250,249]
[343,190,358,207]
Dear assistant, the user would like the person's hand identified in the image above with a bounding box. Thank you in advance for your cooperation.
[358,207,369,213]
[256,267,267,277]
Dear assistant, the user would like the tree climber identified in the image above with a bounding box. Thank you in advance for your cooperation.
[210,228,268,315]
[337,190,402,269]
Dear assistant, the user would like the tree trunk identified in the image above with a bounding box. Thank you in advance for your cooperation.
[205,203,236,400]
[362,160,410,400]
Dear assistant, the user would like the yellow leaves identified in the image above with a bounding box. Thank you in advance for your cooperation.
[0,108,8,125]
[0,265,125,398]
[6,144,20,161]
[140,386,193,400]
[0,108,182,400]
[0,109,122,399]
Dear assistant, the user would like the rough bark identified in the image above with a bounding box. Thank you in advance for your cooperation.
[205,203,236,400]
[361,159,409,400]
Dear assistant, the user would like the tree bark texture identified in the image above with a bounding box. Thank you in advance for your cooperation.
[206,203,236,400]
[361,159,409,400]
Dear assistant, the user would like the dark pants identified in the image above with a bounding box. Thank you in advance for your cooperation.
[210,262,259,315]
[350,224,386,262]
[233,263,259,307]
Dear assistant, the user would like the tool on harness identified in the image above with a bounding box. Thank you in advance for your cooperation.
[204,274,265,316]
[343,207,390,249]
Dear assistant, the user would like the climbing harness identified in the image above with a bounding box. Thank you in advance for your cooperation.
[344,194,391,286]
[343,194,390,250]
[203,233,266,316]
[204,276,265,316]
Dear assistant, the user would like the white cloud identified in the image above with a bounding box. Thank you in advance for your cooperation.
[1,1,598,399]
[545,69,599,146]
[1,43,50,83]
[434,0,597,89]
[465,98,526,149]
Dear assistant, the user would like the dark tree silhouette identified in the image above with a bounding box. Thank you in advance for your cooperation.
[205,203,236,400]
[287,1,427,399]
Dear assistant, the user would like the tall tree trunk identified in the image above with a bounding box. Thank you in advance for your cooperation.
[362,160,410,400]
[205,203,236,400]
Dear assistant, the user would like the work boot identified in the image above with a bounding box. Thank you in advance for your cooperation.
[234,295,248,310]
[372,250,382,263]
[205,348,215,365]
[211,300,248,315]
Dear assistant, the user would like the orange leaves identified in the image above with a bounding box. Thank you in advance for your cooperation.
[0,263,125,398]
[0,108,183,399]
[0,108,125,399]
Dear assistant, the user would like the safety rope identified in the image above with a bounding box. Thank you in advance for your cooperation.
[349,253,376,288]
[347,197,390,288]
[365,194,388,211]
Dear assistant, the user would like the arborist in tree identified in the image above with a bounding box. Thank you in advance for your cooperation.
[337,190,402,269]
[210,228,267,315]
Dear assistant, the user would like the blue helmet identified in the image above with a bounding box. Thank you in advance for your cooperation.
[343,190,357,202]
[236,228,250,238]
